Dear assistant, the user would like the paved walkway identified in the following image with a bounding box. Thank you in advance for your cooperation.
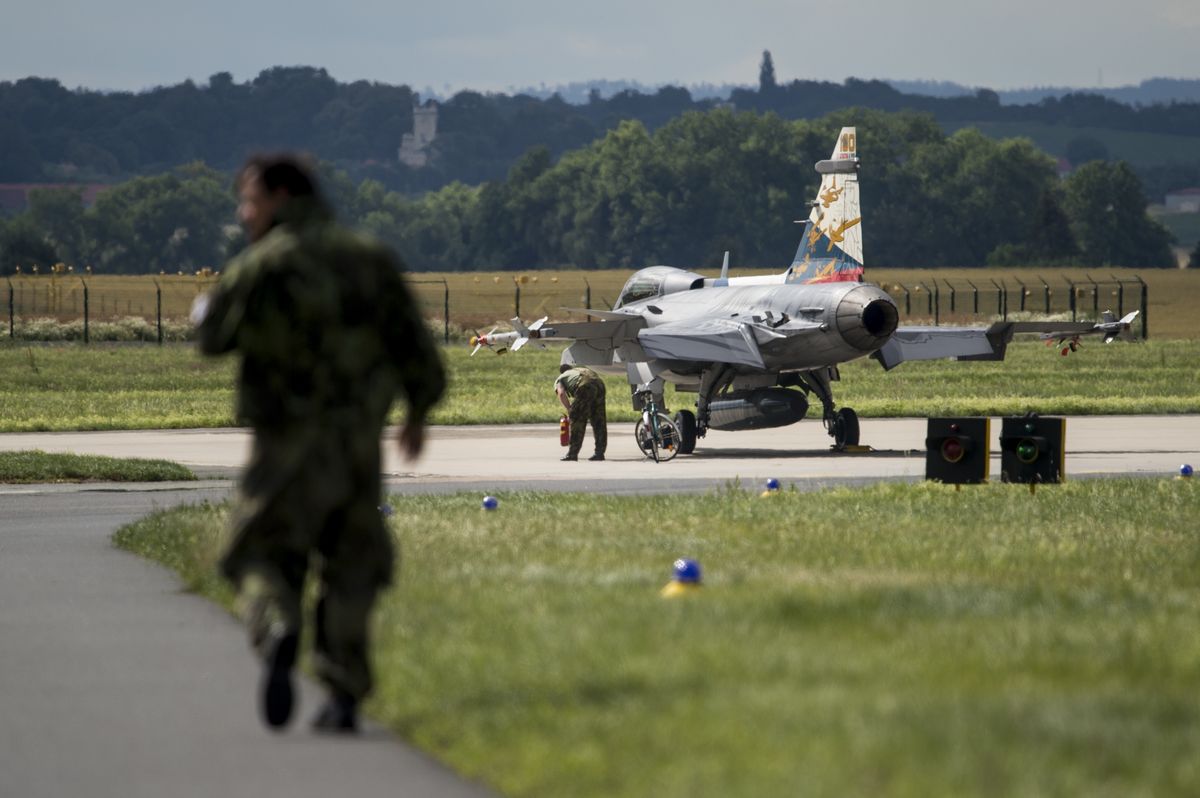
[0,487,494,798]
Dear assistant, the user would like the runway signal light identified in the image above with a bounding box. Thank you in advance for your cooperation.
[1000,415,1065,484]
[925,417,990,484]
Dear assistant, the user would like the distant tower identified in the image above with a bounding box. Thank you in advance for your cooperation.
[759,50,777,92]
[399,100,438,168]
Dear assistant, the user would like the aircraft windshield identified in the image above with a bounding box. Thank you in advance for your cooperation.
[615,266,707,308]
[617,278,661,307]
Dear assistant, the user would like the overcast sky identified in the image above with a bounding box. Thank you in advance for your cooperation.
[2,0,1197,95]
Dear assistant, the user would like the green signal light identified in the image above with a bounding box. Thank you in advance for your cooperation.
[1016,439,1039,463]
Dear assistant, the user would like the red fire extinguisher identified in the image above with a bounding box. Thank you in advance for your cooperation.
[559,416,570,446]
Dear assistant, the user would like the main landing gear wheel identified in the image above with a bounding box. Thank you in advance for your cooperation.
[832,407,860,449]
[674,410,697,454]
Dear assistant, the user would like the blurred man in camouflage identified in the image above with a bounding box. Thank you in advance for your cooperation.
[194,154,445,733]
[555,364,607,461]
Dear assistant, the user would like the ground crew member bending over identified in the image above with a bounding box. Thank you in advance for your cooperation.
[194,154,445,733]
[555,364,607,461]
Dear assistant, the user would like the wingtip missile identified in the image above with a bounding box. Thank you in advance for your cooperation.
[1102,310,1139,343]
[1039,309,1139,354]
[507,316,550,351]
[469,326,520,355]
[472,317,552,354]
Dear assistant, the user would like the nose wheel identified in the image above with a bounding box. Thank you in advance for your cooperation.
[831,407,859,449]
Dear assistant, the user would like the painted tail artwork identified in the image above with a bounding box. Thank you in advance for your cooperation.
[787,126,863,284]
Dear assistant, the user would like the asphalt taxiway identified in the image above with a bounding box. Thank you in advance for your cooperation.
[2,415,1196,495]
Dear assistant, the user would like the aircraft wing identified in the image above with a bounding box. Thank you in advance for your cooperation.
[873,319,1129,370]
[470,316,646,354]
[534,317,646,341]
[636,318,785,369]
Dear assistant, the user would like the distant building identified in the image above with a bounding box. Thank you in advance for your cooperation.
[1164,188,1200,213]
[398,102,438,168]
[0,183,109,213]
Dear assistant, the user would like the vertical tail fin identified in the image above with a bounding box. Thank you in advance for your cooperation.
[787,127,863,284]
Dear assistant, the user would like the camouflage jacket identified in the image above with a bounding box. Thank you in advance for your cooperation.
[196,198,445,430]
[554,366,601,399]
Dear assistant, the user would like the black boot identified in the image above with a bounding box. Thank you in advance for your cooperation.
[312,691,359,734]
[260,629,299,730]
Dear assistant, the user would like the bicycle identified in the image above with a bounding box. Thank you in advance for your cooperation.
[634,390,681,463]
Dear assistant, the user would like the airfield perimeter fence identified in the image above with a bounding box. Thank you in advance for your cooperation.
[3,272,1149,344]
[876,274,1149,338]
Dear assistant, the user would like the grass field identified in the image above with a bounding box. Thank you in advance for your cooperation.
[2,338,1198,432]
[0,449,195,482]
[5,265,1197,340]
[114,479,1200,797]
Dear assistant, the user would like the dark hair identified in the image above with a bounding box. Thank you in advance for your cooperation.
[559,364,572,374]
[239,154,320,199]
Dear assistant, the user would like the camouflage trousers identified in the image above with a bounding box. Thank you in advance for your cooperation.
[567,379,607,458]
[221,422,395,701]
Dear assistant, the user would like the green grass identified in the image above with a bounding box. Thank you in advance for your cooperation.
[837,336,1200,416]
[3,338,1198,432]
[0,449,195,482]
[114,479,1200,797]
[0,343,237,430]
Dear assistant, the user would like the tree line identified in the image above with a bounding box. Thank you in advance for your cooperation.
[3,63,1200,197]
[0,108,1176,275]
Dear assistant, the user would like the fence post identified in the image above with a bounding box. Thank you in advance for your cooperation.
[80,278,89,344]
[931,281,939,325]
[583,278,591,310]
[6,277,13,338]
[1067,279,1076,321]
[1113,273,1124,317]
[967,279,978,314]
[441,278,449,345]
[155,281,163,345]
[1086,273,1098,316]
[1039,276,1050,314]
[944,279,955,314]
[514,281,521,318]
[1016,279,1027,312]
[990,279,1002,318]
[1136,275,1148,339]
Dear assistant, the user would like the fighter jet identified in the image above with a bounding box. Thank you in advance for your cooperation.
[471,127,1138,453]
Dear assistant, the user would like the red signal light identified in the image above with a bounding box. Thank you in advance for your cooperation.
[941,437,966,463]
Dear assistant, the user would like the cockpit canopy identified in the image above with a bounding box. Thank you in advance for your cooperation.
[615,266,706,309]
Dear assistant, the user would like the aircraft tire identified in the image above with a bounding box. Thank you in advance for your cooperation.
[833,407,860,448]
[675,410,697,454]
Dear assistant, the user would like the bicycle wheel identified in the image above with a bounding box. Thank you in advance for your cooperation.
[653,413,681,462]
[635,417,660,462]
